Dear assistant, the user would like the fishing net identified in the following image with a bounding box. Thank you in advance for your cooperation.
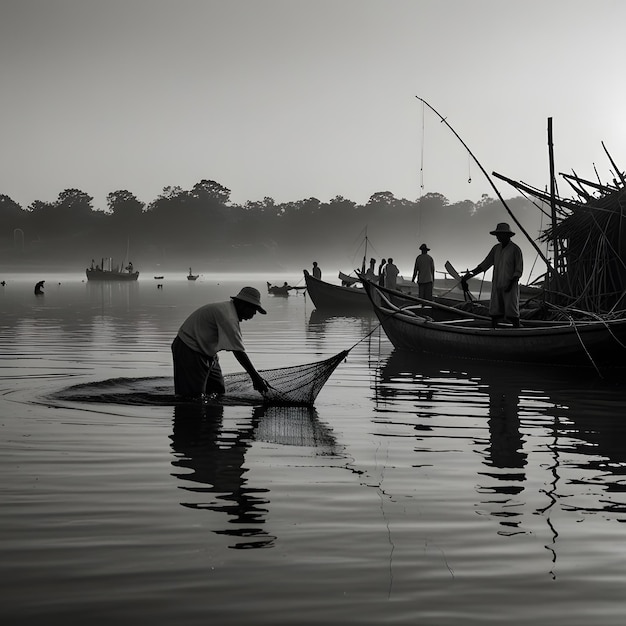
[221,349,349,406]
[254,406,337,451]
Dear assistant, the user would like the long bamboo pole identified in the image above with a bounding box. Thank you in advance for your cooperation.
[415,96,553,272]
[547,118,560,296]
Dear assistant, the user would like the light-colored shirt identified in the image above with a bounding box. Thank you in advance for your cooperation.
[477,242,523,288]
[177,300,245,356]
[412,253,435,284]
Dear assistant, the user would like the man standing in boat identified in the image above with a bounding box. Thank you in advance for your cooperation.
[461,223,523,328]
[383,258,399,290]
[378,259,386,285]
[411,243,435,300]
[171,286,269,399]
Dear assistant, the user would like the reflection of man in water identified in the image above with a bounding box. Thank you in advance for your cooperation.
[478,374,528,535]
[170,403,274,549]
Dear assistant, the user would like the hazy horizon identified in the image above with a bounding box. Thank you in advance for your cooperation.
[1,1,624,213]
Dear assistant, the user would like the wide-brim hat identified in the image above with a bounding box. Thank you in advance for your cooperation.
[232,286,267,314]
[490,222,515,236]
[419,243,430,251]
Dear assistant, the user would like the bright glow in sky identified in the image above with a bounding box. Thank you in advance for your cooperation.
[1,0,625,211]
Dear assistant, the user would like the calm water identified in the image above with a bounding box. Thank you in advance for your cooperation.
[2,272,626,625]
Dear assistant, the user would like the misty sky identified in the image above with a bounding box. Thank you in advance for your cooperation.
[1,0,625,213]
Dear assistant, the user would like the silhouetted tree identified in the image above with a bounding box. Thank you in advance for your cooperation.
[190,179,231,205]
[367,191,397,207]
[0,195,25,239]
[107,190,144,219]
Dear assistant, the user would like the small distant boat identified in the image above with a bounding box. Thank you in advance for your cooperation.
[266,281,307,296]
[86,257,138,281]
[267,281,291,296]
[154,275,164,280]
[187,268,199,281]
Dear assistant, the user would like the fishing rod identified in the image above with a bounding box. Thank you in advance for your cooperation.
[415,95,554,273]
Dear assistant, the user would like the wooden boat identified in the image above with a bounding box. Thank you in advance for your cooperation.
[304,268,476,308]
[304,270,370,310]
[267,281,291,296]
[361,278,626,367]
[338,271,362,287]
[86,257,138,281]
[86,267,139,281]
[303,270,473,320]
[154,275,164,280]
[187,268,199,281]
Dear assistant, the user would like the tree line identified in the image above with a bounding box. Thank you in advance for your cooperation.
[0,179,543,271]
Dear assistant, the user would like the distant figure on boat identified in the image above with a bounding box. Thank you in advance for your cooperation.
[383,258,399,290]
[171,286,269,400]
[378,259,386,286]
[365,258,377,281]
[411,243,435,300]
[125,262,134,273]
[462,222,523,328]
[267,281,292,296]
[312,262,321,279]
[0,281,5,287]
[34,280,45,295]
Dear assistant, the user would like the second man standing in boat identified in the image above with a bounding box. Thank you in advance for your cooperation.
[461,223,523,328]
[383,258,399,290]
[411,243,435,300]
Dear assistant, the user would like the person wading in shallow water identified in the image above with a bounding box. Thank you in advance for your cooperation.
[171,286,269,400]
[461,222,524,328]
[34,280,45,295]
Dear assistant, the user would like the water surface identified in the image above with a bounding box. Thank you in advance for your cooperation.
[2,273,626,625]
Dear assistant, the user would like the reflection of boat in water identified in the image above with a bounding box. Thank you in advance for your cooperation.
[86,257,139,281]
[187,268,199,281]
[375,349,626,539]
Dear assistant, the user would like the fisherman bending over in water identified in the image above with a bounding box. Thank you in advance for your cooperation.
[171,286,269,400]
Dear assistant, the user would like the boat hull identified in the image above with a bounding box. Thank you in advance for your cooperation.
[304,271,370,310]
[303,271,470,319]
[362,279,626,366]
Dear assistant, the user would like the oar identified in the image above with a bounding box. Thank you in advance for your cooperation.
[445,260,474,301]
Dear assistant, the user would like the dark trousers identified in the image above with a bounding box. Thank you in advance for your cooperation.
[171,336,225,398]
[418,281,433,301]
